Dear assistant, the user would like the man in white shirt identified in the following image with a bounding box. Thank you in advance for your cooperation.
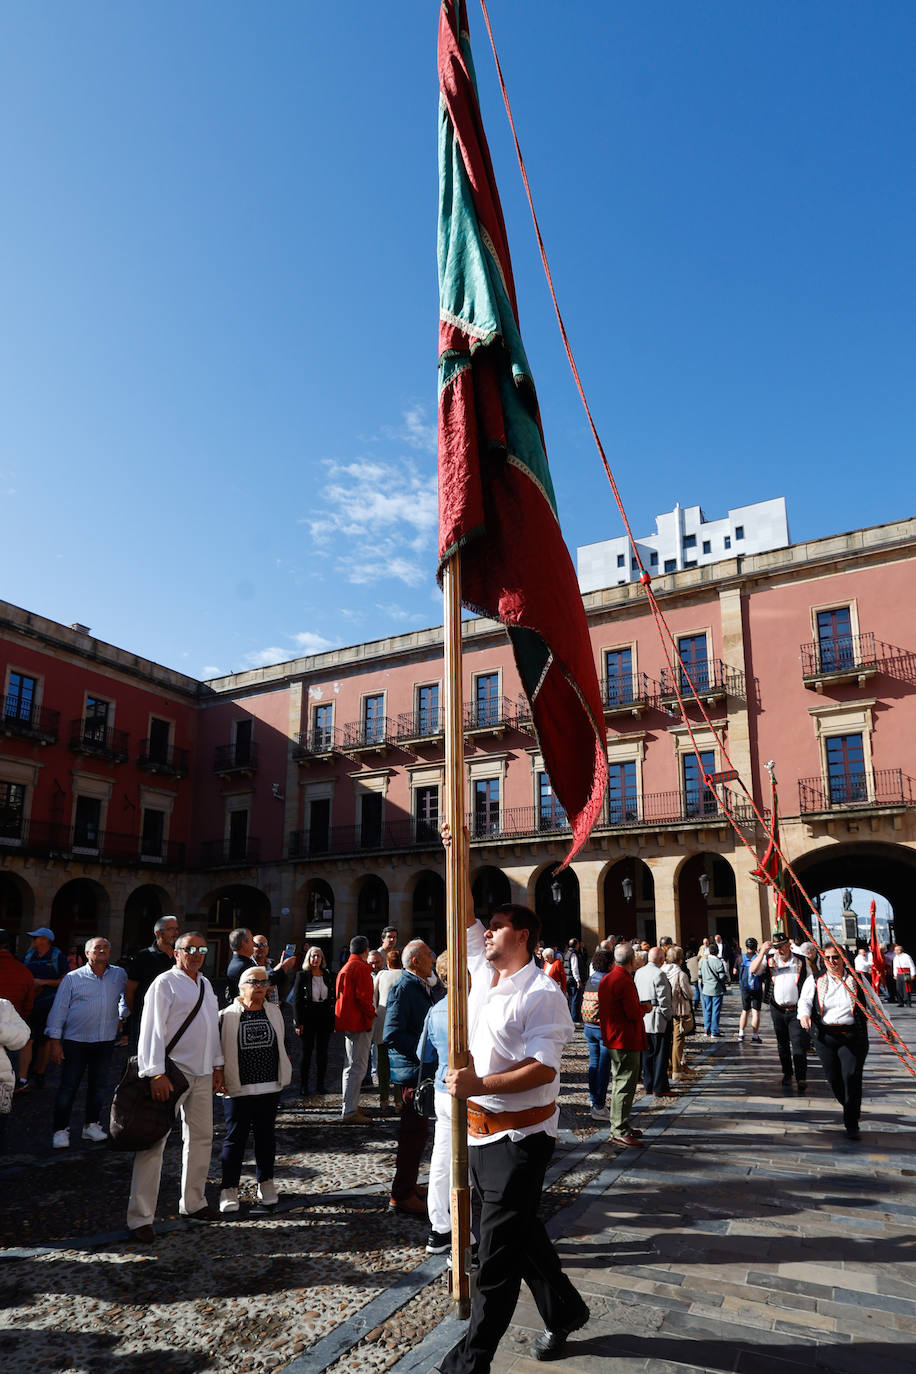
[798,947,868,1140]
[634,948,673,1096]
[893,946,915,1008]
[749,934,809,1092]
[126,933,224,1243]
[442,904,588,1371]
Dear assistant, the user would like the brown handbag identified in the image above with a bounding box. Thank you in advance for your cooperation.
[108,981,206,1151]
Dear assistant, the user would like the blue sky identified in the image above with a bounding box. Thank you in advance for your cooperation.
[2,2,914,678]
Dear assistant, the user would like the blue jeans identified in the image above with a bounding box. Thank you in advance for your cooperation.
[701,993,723,1036]
[221,1091,280,1187]
[583,1024,610,1107]
[52,1039,115,1131]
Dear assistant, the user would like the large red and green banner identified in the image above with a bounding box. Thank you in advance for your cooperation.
[436,0,607,862]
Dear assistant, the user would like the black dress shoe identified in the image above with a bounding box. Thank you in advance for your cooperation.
[846,1126,861,1141]
[531,1302,589,1361]
[129,1224,156,1245]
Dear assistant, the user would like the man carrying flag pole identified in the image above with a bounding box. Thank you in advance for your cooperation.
[750,762,790,939]
[436,0,607,1362]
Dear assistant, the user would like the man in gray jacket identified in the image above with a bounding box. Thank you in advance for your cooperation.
[634,947,673,1096]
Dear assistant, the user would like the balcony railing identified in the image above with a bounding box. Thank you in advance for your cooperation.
[292,727,341,761]
[601,673,654,714]
[69,719,130,763]
[0,818,185,866]
[289,818,442,860]
[396,708,445,743]
[463,697,517,732]
[1,696,60,743]
[199,837,261,868]
[658,659,744,704]
[798,769,916,814]
[341,718,393,750]
[213,742,259,774]
[137,740,190,778]
[801,632,878,684]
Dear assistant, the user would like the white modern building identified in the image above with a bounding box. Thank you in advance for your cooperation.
[577,497,790,592]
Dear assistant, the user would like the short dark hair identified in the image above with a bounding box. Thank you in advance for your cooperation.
[229,927,252,952]
[592,949,611,974]
[492,903,541,959]
[350,935,369,955]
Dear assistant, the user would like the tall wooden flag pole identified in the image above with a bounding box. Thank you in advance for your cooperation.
[442,554,471,1316]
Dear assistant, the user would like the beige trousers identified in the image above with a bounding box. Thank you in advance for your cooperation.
[126,1072,214,1228]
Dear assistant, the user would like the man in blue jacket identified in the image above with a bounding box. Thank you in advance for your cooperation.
[383,938,441,1215]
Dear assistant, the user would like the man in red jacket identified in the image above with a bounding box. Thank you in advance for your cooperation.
[598,942,650,1148]
[335,935,376,1124]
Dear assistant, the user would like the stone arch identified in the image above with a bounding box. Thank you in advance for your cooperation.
[471,865,511,918]
[601,857,656,944]
[0,870,35,938]
[789,840,916,951]
[122,884,174,959]
[356,874,389,954]
[50,877,112,955]
[409,869,446,952]
[198,884,272,975]
[531,862,580,951]
[298,877,335,962]
[676,851,739,949]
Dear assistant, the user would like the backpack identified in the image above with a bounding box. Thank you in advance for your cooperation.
[739,954,761,994]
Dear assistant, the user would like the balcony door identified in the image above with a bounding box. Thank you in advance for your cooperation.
[817,607,853,673]
[7,672,36,724]
[826,733,866,804]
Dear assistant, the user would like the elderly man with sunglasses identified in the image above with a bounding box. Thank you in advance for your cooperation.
[798,946,869,1141]
[126,933,224,1243]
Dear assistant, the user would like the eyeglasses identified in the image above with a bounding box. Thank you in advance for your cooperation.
[177,945,208,956]
[253,942,268,949]
[244,978,269,986]
[824,954,843,962]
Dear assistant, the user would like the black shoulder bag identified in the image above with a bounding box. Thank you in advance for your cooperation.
[108,980,207,1151]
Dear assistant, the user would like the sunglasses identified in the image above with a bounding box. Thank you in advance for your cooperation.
[824,954,843,962]
[177,945,208,956]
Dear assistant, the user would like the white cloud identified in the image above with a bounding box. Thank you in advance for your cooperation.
[243,646,287,668]
[290,630,338,655]
[201,665,224,677]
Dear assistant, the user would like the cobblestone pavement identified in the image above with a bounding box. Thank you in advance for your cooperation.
[2,999,915,1374]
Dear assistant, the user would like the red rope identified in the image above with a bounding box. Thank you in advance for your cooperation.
[475,0,916,1079]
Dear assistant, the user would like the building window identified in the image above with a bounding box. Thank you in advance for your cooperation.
[664,558,677,574]
[6,673,36,724]
[678,633,709,692]
[148,717,171,764]
[234,718,253,766]
[474,673,500,727]
[724,536,731,550]
[816,607,854,673]
[650,551,658,566]
[684,560,697,569]
[617,554,625,567]
[313,703,334,748]
[683,751,717,817]
[735,525,744,540]
[473,778,500,836]
[826,733,867,805]
[228,808,249,861]
[538,773,566,831]
[363,694,385,745]
[631,557,639,570]
[360,792,383,847]
[141,808,165,859]
[415,784,439,842]
[417,684,440,734]
[702,540,711,555]
[683,534,696,549]
[0,782,25,841]
[84,696,110,744]
[605,647,633,706]
[607,761,638,824]
[74,796,102,850]
[308,797,331,853]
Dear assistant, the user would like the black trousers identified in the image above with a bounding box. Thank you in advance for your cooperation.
[441,1132,581,1374]
[298,1014,331,1091]
[813,1027,867,1132]
[642,1024,672,1094]
[896,974,912,1007]
[769,1004,807,1083]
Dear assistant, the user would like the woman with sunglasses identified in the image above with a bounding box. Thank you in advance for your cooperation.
[798,947,868,1140]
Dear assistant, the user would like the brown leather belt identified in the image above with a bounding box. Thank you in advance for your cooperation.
[466,1100,556,1138]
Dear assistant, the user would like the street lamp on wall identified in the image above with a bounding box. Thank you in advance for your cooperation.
[621,876,634,902]
[698,873,710,899]
[551,879,562,905]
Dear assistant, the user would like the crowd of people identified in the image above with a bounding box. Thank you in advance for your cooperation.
[0,909,909,1367]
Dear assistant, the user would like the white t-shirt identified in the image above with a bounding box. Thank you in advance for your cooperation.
[893,953,915,977]
[769,953,802,1007]
[854,952,872,974]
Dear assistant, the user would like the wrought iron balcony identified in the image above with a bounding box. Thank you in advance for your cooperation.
[69,718,130,763]
[798,769,916,814]
[801,632,878,689]
[463,697,517,733]
[213,742,259,774]
[292,727,341,762]
[464,792,756,844]
[0,818,185,866]
[601,673,654,716]
[657,659,744,706]
[137,740,190,778]
[288,818,442,861]
[199,837,261,868]
[396,708,445,744]
[341,718,393,751]
[1,696,59,744]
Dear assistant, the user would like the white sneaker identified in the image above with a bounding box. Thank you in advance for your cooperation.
[589,1105,606,1120]
[737,1031,744,1040]
[52,1129,70,1149]
[219,1188,239,1214]
[257,1180,278,1206]
[82,1122,107,1142]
